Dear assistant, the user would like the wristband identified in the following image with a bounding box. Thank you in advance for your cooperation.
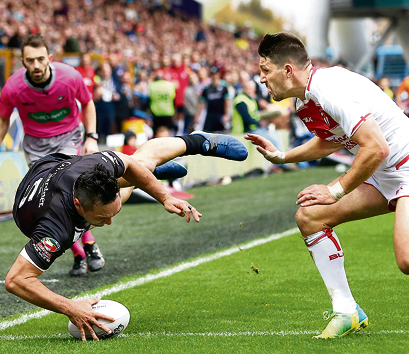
[264,150,285,164]
[327,181,346,201]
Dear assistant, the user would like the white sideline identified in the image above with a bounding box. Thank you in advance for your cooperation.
[1,329,409,341]
[0,228,299,331]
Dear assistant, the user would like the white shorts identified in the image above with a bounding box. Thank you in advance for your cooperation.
[365,161,409,211]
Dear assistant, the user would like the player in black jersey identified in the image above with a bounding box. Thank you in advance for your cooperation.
[5,132,248,341]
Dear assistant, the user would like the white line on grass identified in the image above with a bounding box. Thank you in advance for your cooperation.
[2,329,409,341]
[0,227,299,331]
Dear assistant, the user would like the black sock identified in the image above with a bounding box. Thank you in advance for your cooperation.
[178,135,206,156]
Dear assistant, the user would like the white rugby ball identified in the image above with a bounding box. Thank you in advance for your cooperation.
[68,300,130,340]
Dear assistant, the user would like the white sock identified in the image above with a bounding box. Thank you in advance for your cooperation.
[304,229,356,314]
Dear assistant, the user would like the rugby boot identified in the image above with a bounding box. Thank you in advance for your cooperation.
[83,242,105,272]
[191,131,248,161]
[153,160,187,180]
[314,304,369,339]
[68,254,87,276]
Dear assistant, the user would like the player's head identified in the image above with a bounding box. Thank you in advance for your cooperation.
[80,52,92,67]
[258,32,310,101]
[21,34,52,84]
[73,164,121,227]
[243,79,256,97]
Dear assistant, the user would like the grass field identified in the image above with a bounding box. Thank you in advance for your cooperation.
[1,167,408,353]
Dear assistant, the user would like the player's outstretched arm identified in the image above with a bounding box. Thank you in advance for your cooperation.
[246,133,343,164]
[5,255,114,341]
[82,100,99,155]
[117,152,202,222]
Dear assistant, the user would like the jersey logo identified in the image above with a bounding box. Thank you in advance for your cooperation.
[58,95,65,101]
[102,151,118,165]
[19,178,43,208]
[73,227,86,242]
[28,107,71,123]
[41,238,61,253]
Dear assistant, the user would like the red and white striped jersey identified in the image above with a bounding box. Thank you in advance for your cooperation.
[296,66,409,170]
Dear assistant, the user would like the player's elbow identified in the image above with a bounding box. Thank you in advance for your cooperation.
[5,272,19,294]
[378,141,390,161]
[369,140,389,166]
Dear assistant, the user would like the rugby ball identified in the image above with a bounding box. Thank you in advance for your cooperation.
[68,300,130,340]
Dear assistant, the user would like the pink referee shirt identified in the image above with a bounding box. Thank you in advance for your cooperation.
[0,62,92,138]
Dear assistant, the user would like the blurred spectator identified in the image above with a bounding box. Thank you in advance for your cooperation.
[76,52,96,96]
[7,23,28,49]
[108,52,126,89]
[232,79,284,151]
[194,66,230,132]
[158,53,178,90]
[395,75,409,114]
[195,23,206,42]
[196,66,211,95]
[154,125,171,138]
[190,51,202,72]
[121,130,137,155]
[148,71,176,135]
[183,72,199,134]
[93,62,120,143]
[114,71,134,133]
[63,28,80,53]
[171,52,191,135]
[133,69,150,115]
[377,76,394,100]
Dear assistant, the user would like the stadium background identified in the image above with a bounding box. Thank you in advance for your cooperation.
[1,2,409,351]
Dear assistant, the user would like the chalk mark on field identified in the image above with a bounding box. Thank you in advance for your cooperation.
[0,228,299,330]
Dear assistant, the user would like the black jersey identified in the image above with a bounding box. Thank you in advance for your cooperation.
[200,83,229,115]
[13,151,125,270]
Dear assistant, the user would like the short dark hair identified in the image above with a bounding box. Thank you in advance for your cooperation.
[258,32,310,69]
[21,34,49,56]
[74,164,120,211]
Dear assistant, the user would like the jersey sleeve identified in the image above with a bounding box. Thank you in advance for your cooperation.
[310,70,371,138]
[22,224,67,271]
[0,83,16,118]
[74,70,92,106]
[100,150,126,178]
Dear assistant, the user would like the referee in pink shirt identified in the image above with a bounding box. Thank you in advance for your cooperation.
[0,34,105,277]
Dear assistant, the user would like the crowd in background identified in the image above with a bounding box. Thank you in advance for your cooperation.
[1,0,409,166]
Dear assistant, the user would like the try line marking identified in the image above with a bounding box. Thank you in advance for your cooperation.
[0,228,299,331]
[1,330,409,340]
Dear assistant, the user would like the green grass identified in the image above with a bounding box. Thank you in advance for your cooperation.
[1,167,408,353]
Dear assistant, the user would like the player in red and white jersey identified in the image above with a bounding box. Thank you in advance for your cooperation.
[0,34,103,277]
[246,32,409,338]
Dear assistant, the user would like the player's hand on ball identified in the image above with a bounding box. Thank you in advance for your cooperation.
[296,184,338,206]
[67,297,114,341]
[162,197,202,223]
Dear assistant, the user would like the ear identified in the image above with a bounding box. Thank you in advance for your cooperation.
[49,54,53,62]
[284,63,294,79]
[73,197,82,212]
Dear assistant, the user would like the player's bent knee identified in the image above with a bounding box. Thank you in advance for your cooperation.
[295,207,314,231]
[396,258,409,275]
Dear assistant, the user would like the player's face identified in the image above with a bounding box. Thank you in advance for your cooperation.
[259,56,289,102]
[22,45,52,83]
[82,194,122,227]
